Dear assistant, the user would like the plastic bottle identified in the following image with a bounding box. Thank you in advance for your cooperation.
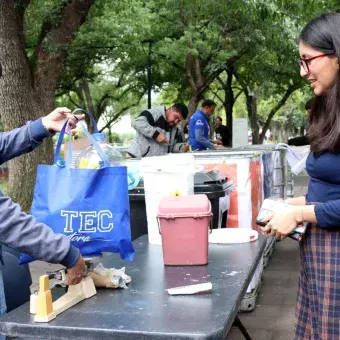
[74,133,124,169]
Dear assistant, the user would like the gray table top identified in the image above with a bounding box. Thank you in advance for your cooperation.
[0,234,266,340]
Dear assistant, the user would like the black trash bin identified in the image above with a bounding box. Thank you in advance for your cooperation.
[194,171,231,229]
[129,185,148,241]
[129,171,232,239]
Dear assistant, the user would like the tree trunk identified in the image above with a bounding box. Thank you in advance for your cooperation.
[185,51,222,120]
[0,0,94,210]
[0,1,49,211]
[225,70,234,144]
[79,79,96,133]
[187,93,201,118]
[245,91,260,144]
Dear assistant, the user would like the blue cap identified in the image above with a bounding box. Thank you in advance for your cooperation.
[92,133,106,142]
[56,159,66,168]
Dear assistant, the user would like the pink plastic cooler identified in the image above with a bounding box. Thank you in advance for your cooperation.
[157,194,212,266]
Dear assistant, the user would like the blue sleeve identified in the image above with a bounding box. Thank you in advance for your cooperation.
[194,120,214,149]
[0,118,51,164]
[314,201,340,228]
[0,195,79,268]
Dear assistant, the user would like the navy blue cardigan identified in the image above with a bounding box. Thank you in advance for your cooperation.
[307,152,340,228]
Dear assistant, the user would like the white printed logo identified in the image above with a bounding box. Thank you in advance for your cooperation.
[61,210,114,242]
[196,119,204,126]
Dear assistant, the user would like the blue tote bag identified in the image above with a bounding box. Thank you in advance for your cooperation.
[21,110,134,263]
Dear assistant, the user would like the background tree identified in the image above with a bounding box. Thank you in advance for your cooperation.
[0,0,96,210]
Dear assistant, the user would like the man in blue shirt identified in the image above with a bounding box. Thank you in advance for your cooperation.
[188,100,221,151]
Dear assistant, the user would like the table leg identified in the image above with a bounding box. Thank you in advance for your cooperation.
[233,315,253,340]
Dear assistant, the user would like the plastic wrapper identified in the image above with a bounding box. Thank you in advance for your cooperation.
[89,263,131,289]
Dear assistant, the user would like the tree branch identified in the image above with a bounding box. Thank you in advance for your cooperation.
[33,0,95,97]
[211,90,224,104]
[99,95,143,132]
[154,51,185,71]
[260,84,301,141]
[68,93,81,108]
[234,89,243,102]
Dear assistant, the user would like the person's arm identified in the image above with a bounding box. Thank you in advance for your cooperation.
[261,204,317,238]
[312,200,340,228]
[0,107,82,164]
[285,196,306,206]
[0,119,51,164]
[172,142,188,153]
[194,123,215,149]
[132,111,159,140]
[0,108,85,283]
[0,194,79,267]
[171,128,187,153]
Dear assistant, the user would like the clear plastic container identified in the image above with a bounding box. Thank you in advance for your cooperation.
[74,133,124,169]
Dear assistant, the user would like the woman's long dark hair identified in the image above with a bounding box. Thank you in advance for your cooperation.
[300,13,340,153]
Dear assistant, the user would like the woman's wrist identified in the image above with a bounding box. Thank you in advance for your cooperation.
[293,206,304,224]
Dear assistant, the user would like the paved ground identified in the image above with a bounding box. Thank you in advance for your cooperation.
[226,173,309,340]
[29,173,310,340]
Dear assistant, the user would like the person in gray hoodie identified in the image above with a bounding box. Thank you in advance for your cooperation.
[0,106,87,318]
[128,103,189,158]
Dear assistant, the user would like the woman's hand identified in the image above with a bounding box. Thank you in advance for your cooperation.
[42,107,84,134]
[261,206,303,239]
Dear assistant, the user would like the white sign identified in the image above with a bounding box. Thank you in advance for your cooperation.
[232,118,248,147]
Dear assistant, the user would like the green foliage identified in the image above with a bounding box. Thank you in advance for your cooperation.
[20,0,340,137]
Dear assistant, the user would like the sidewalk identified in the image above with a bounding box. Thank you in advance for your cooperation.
[29,174,310,339]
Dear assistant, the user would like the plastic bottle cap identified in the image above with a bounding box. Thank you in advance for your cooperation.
[92,133,106,142]
[56,159,66,168]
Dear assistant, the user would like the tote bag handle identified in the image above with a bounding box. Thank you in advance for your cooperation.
[54,109,110,168]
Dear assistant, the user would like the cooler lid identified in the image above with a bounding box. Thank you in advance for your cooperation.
[157,194,211,218]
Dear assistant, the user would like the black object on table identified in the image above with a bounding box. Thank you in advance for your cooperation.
[2,246,32,312]
[0,234,266,340]
[129,174,230,240]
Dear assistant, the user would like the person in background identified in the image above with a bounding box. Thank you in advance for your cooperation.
[215,116,232,147]
[128,103,189,158]
[188,100,222,151]
[287,98,313,146]
[261,13,340,339]
[0,99,86,321]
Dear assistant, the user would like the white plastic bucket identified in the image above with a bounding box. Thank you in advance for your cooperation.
[142,154,196,244]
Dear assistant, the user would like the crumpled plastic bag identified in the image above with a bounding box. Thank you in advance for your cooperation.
[89,263,131,289]
[276,143,310,175]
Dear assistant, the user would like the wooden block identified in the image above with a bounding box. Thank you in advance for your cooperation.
[34,275,56,323]
[30,293,38,314]
[81,276,97,299]
[53,283,84,316]
[53,277,97,316]
[33,276,97,322]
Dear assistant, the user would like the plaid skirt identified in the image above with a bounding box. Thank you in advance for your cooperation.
[295,223,340,339]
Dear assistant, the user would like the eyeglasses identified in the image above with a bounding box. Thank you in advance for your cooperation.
[298,53,333,74]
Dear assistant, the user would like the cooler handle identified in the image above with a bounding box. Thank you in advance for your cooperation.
[157,217,161,234]
[157,215,213,235]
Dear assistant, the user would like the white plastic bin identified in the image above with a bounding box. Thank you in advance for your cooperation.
[142,154,196,244]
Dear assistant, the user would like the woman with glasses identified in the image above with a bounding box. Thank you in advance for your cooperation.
[261,13,340,339]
